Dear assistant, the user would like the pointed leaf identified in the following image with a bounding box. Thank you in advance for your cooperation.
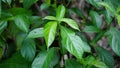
[40,3,50,11]
[84,56,108,68]
[90,10,102,28]
[83,26,100,33]
[98,2,115,14]
[2,0,12,5]
[27,28,43,38]
[56,5,65,21]
[14,15,30,32]
[60,26,91,59]
[116,15,120,26]
[105,28,120,56]
[96,46,114,68]
[92,61,107,68]
[44,16,56,21]
[104,9,112,24]
[32,48,59,68]
[65,59,84,68]
[21,39,36,61]
[44,21,57,48]
[0,21,7,34]
[61,18,79,30]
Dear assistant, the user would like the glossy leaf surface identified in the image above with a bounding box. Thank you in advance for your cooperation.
[44,21,57,48]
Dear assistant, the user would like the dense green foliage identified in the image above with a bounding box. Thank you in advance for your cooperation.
[0,0,120,68]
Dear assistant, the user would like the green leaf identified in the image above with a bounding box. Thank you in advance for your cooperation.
[0,48,3,59]
[1,11,13,21]
[81,42,91,53]
[76,32,87,42]
[116,15,120,26]
[60,26,91,59]
[23,0,38,9]
[2,0,12,5]
[32,48,59,68]
[21,39,36,61]
[103,0,120,9]
[65,59,84,68]
[105,27,120,56]
[104,9,112,24]
[56,5,65,21]
[84,55,96,65]
[44,16,56,21]
[98,2,115,14]
[0,52,31,68]
[45,0,51,4]
[84,56,108,68]
[96,46,114,68]
[117,6,120,14]
[9,22,21,37]
[92,61,108,68]
[8,8,32,16]
[86,0,102,8]
[61,18,79,30]
[16,33,27,50]
[29,16,42,29]
[27,28,43,38]
[14,15,30,32]
[83,26,100,33]
[0,21,7,34]
[0,37,6,59]
[44,21,57,48]
[40,3,50,11]
[60,41,67,55]
[89,10,102,28]
[68,8,84,18]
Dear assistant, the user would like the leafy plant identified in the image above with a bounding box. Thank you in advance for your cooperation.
[1,0,120,68]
